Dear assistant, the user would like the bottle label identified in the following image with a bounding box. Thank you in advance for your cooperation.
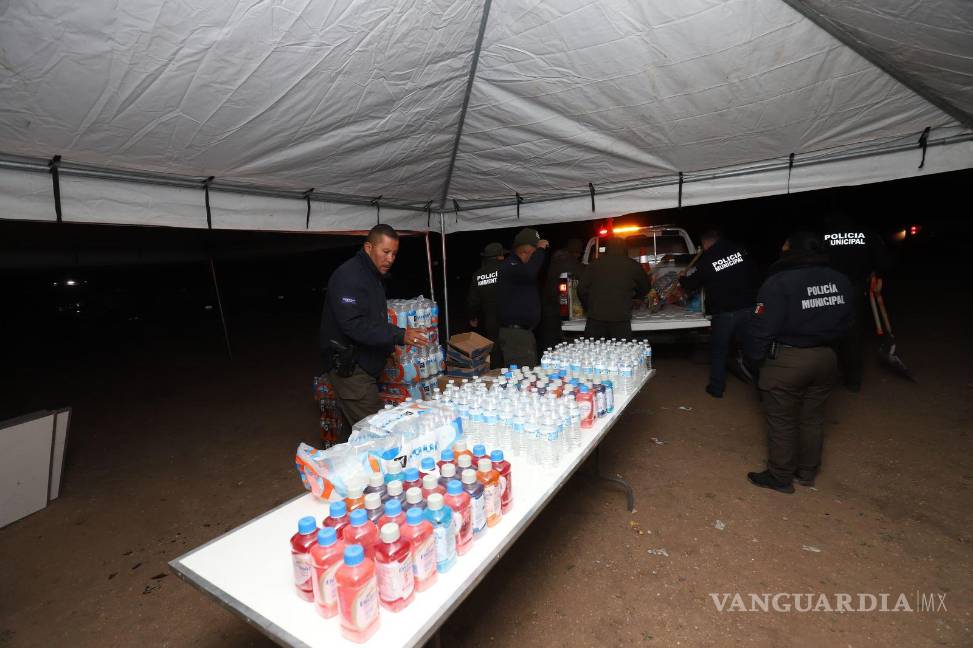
[484,483,501,519]
[433,524,456,565]
[318,560,341,606]
[292,553,312,589]
[470,493,486,532]
[578,400,592,420]
[376,555,414,602]
[413,535,437,580]
[351,579,379,629]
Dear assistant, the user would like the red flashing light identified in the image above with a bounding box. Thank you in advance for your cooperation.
[558,282,568,293]
[909,225,920,236]
[598,228,609,236]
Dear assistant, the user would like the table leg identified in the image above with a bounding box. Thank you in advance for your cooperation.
[586,445,636,512]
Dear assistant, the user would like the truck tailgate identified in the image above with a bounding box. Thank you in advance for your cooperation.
[562,306,710,332]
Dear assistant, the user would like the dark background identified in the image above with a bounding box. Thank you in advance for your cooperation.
[2,168,969,419]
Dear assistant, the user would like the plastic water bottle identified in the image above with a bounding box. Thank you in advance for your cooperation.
[524,414,540,465]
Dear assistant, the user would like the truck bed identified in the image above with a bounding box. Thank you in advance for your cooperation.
[562,305,710,332]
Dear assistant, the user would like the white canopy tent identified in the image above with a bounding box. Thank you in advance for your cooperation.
[1,0,971,234]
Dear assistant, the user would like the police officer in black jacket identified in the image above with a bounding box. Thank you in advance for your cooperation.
[320,225,427,431]
[497,227,549,368]
[679,230,758,397]
[466,242,506,369]
[746,232,853,494]
[822,215,890,391]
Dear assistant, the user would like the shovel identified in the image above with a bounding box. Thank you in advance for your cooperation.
[868,275,915,382]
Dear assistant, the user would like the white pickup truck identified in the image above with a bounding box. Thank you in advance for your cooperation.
[559,224,711,334]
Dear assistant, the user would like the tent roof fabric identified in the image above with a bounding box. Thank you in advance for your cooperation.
[1,0,971,232]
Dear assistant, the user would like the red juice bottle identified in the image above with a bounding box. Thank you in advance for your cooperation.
[437,449,456,472]
[374,523,415,612]
[310,527,345,618]
[438,462,458,489]
[402,467,422,493]
[400,507,437,592]
[377,498,406,530]
[322,501,350,540]
[477,458,502,528]
[576,385,595,429]
[490,450,513,515]
[421,474,445,500]
[342,509,379,560]
[443,479,473,555]
[290,516,318,601]
[336,544,380,643]
[472,444,488,463]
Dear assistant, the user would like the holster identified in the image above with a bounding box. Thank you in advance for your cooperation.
[328,339,357,378]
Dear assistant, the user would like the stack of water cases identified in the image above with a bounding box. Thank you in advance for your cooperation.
[312,375,348,448]
[379,296,445,405]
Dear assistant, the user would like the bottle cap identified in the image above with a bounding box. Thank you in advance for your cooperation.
[441,463,456,478]
[386,480,403,496]
[387,462,403,475]
[349,509,369,527]
[406,487,423,504]
[446,480,464,495]
[343,544,365,566]
[364,492,382,511]
[440,449,455,462]
[404,467,420,482]
[421,457,436,471]
[453,439,468,452]
[368,472,384,488]
[490,449,505,462]
[477,458,493,473]
[579,385,589,393]
[317,527,337,546]
[329,501,347,518]
[473,444,486,456]
[298,516,317,534]
[384,499,402,516]
[457,454,472,469]
[426,493,444,510]
[461,469,477,485]
[380,523,400,543]
[422,474,439,490]
[406,507,424,525]
[345,477,365,497]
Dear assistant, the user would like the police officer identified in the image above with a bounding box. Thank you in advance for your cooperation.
[538,238,584,351]
[320,224,427,431]
[467,241,506,369]
[822,214,890,391]
[577,237,650,339]
[497,227,549,368]
[746,232,854,493]
[678,229,758,398]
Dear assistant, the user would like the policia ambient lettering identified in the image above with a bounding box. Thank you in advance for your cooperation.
[801,283,845,310]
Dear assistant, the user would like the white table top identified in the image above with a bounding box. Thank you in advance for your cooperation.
[171,369,655,648]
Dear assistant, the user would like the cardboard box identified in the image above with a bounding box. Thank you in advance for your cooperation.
[447,332,493,360]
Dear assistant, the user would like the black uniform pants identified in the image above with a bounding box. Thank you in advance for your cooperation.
[584,319,632,339]
[708,307,753,394]
[758,346,838,483]
[498,326,537,368]
[329,366,382,436]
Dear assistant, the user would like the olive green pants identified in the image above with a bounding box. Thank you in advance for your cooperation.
[498,327,537,369]
[328,366,382,435]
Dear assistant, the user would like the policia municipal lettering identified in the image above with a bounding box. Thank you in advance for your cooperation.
[319,225,428,435]
[746,232,853,494]
[467,242,507,369]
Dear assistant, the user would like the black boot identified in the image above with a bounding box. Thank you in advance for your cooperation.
[747,470,794,494]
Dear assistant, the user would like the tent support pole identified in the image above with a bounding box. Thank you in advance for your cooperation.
[209,258,233,360]
[424,230,435,299]
[439,212,450,341]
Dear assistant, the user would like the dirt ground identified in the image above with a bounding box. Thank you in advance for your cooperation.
[1,284,971,648]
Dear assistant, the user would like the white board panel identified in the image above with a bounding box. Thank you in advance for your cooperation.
[49,408,71,501]
[0,412,55,528]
